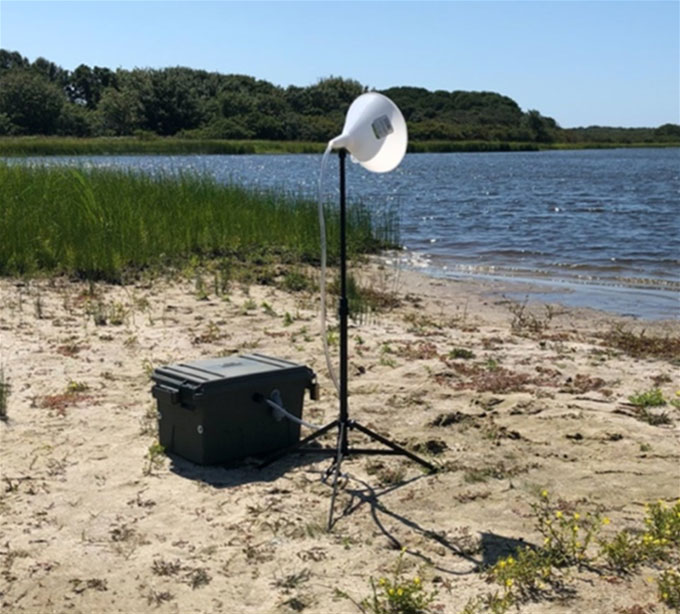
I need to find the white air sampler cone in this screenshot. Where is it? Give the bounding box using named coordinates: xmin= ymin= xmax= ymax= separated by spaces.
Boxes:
xmin=329 ymin=92 xmax=408 ymax=173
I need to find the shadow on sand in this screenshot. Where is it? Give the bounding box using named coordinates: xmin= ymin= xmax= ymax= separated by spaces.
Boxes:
xmin=170 ymin=449 xmax=531 ymax=578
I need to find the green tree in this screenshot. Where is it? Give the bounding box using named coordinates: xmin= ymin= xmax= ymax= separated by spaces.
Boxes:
xmin=524 ymin=109 xmax=555 ymax=143
xmin=98 ymin=85 xmax=143 ymax=135
xmin=299 ymin=76 xmax=364 ymax=115
xmin=137 ymin=68 xmax=203 ymax=135
xmin=220 ymin=90 xmax=254 ymax=117
xmin=0 ymin=49 xmax=29 ymax=74
xmin=31 ymin=56 xmax=69 ymax=88
xmin=0 ymin=112 xmax=16 ymax=135
xmin=0 ymin=70 xmax=64 ymax=134
xmin=67 ymin=64 xmax=116 ymax=109
xmin=56 ymin=103 xmax=97 ymax=136
xmin=0 ymin=49 xmax=585 ymax=144
xmin=655 ymin=123 xmax=680 ymax=139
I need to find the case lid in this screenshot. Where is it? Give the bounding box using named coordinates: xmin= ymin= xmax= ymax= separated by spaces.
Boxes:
xmin=151 ymin=353 xmax=315 ymax=398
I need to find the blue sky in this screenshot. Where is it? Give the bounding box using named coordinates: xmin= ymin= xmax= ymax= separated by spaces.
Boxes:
xmin=1 ymin=0 xmax=678 ymax=128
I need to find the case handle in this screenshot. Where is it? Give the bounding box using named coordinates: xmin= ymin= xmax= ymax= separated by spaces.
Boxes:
xmin=152 ymin=384 xmax=179 ymax=404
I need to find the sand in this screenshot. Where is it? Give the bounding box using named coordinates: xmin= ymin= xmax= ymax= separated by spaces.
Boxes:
xmin=1 ymin=263 xmax=678 ymax=613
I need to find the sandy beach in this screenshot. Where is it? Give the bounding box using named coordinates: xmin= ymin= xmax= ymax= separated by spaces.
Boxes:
xmin=1 ymin=263 xmax=678 ymax=613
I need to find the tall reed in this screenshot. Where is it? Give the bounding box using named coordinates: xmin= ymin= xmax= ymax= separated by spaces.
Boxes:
xmin=0 ymin=164 xmax=397 ymax=281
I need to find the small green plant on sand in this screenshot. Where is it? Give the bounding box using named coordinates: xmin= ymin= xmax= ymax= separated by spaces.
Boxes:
xmin=144 ymin=441 xmax=166 ymax=475
xmin=449 ymin=348 xmax=475 ymax=360
xmin=598 ymin=499 xmax=680 ymax=575
xmin=598 ymin=528 xmax=645 ymax=573
xmin=462 ymin=494 xmax=680 ymax=614
xmin=627 ymin=389 xmax=674 ymax=426
xmin=67 ymin=380 xmax=89 ymax=393
xmin=261 ymin=301 xmax=277 ymax=316
xmin=487 ymin=545 xmax=556 ymax=603
xmin=641 ymin=499 xmax=680 ymax=558
xmin=282 ymin=269 xmax=314 ymax=293
xmin=532 ymin=490 xmax=602 ymax=568
xmin=342 ymin=549 xmax=439 ymax=614
xmin=629 ymin=388 xmax=666 ymax=408
xmin=379 ymin=343 xmax=397 ymax=368
xmin=658 ymin=567 xmax=680 ymax=609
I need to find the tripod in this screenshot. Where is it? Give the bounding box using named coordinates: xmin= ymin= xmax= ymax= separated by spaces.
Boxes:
xmin=261 ymin=149 xmax=436 ymax=529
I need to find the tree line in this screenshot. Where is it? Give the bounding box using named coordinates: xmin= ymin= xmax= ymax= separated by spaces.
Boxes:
xmin=1 ymin=49 xmax=678 ymax=144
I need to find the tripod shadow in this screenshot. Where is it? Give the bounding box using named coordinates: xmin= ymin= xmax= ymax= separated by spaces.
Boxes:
xmin=168 ymin=445 xmax=328 ymax=489
xmin=479 ymin=531 xmax=532 ymax=567
xmin=334 ymin=474 xmax=532 ymax=575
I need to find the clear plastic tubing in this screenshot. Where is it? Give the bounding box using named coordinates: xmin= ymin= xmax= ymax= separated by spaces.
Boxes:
xmin=318 ymin=142 xmax=340 ymax=395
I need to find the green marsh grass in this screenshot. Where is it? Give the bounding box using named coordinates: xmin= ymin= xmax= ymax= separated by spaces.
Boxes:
xmin=0 ymin=137 xmax=326 ymax=157
xmin=0 ymin=136 xmax=536 ymax=156
xmin=0 ymin=163 xmax=397 ymax=281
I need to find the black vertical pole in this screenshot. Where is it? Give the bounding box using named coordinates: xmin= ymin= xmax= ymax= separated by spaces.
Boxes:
xmin=261 ymin=144 xmax=436 ymax=528
xmin=338 ymin=149 xmax=349 ymax=456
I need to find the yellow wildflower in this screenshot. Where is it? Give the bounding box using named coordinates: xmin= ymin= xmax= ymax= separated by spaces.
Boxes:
xmin=541 ymin=489 xmax=549 ymax=498
xmin=505 ymin=579 xmax=514 ymax=588
xmin=555 ymin=511 xmax=563 ymax=519
xmin=602 ymin=517 xmax=611 ymax=525
xmin=573 ymin=512 xmax=580 ymax=520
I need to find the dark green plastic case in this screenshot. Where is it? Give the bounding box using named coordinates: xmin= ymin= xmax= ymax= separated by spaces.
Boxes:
xmin=151 ymin=354 xmax=318 ymax=464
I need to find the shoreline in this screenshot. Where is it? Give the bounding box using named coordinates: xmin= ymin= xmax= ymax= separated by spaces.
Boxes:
xmin=1 ymin=268 xmax=678 ymax=613
xmin=381 ymin=252 xmax=679 ymax=323
xmin=1 ymin=136 xmax=678 ymax=157
xmin=404 ymin=263 xmax=679 ymax=322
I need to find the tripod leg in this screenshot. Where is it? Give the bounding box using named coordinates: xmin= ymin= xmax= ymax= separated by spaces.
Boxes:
xmin=351 ymin=421 xmax=437 ymax=473
xmin=327 ymin=420 xmax=347 ymax=531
